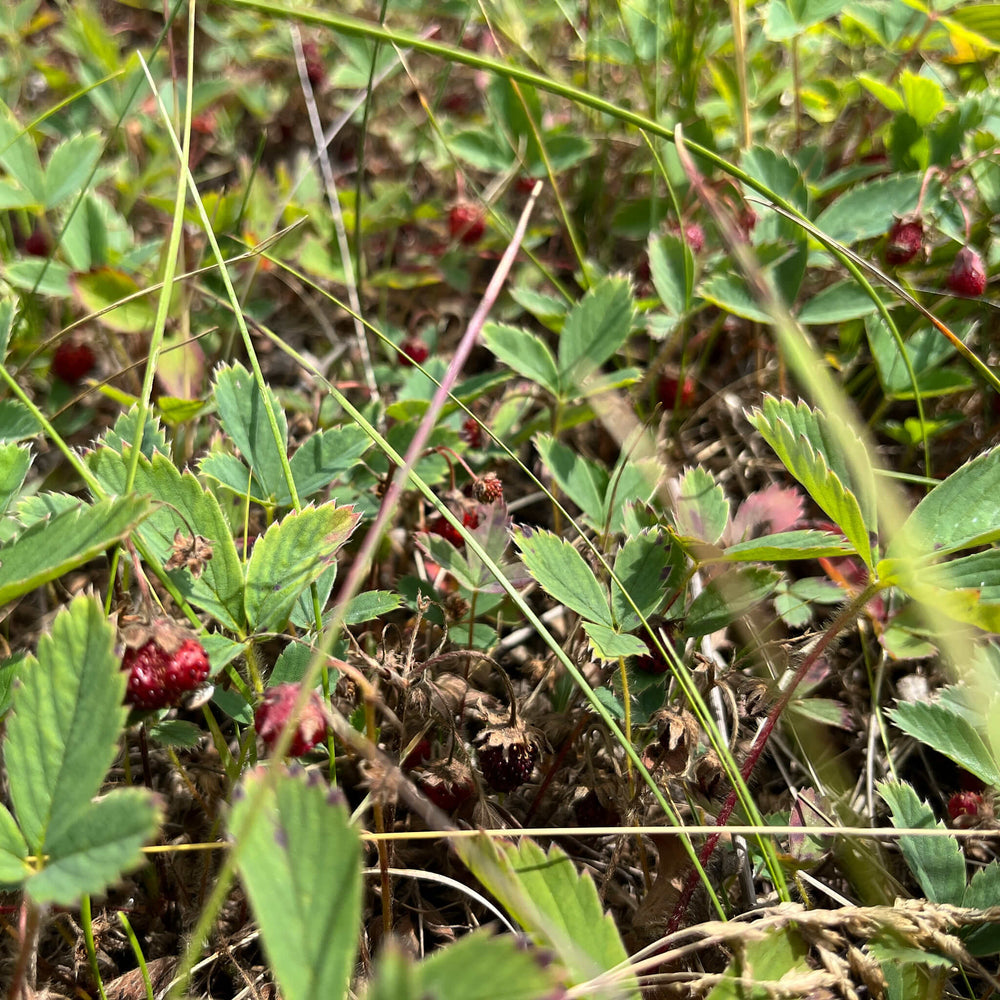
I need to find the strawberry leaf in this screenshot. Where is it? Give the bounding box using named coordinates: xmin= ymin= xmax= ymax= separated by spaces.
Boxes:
xmin=213 ymin=362 xmax=289 ymax=503
xmin=514 ymin=527 xmax=612 ymax=627
xmin=557 ymin=276 xmax=635 ymax=386
xmin=611 ymin=529 xmax=676 ymax=631
xmin=231 ymin=767 xmax=361 ymax=1000
xmin=88 ymin=448 xmax=246 ymax=632
xmin=747 ymin=397 xmax=877 ymax=567
xmin=0 ymin=495 xmax=150 ymax=606
xmin=244 ymin=502 xmax=361 ymax=633
xmin=482 ymin=323 xmax=560 ymax=397
xmin=684 ymin=567 xmax=781 ymax=638
xmin=673 ymin=466 xmax=729 ymax=544
xmin=878 ymin=781 xmax=966 ymax=906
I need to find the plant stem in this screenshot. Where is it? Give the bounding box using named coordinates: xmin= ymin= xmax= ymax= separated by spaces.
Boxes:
xmin=664 ymin=586 xmax=877 ymax=934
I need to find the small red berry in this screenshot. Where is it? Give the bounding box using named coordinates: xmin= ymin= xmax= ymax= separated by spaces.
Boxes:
xmin=122 ymin=635 xmax=209 ymax=710
xmin=52 ymin=342 xmax=96 ymax=384
xmin=449 ymin=203 xmax=485 ymax=244
xmin=255 ymin=683 xmax=329 ymax=757
xmin=657 ymin=373 xmax=696 ymax=409
xmin=428 ymin=516 xmax=464 ymax=547
xmin=24 ymin=226 xmax=49 ymax=257
xmin=399 ymin=336 xmax=429 ymax=367
xmin=947 ymin=791 xmax=983 ymax=821
xmin=461 ymin=417 xmax=483 ymax=449
xmin=162 ymin=639 xmax=210 ymax=693
xmin=885 ymin=217 xmax=923 ymax=266
xmin=301 ymin=41 xmax=326 ymax=88
xmin=416 ymin=759 xmax=475 ymax=811
xmin=474 ymin=473 xmax=503 ymax=504
xmin=947 ymin=246 xmax=987 ymax=297
xmin=683 ymin=223 xmax=704 ymax=253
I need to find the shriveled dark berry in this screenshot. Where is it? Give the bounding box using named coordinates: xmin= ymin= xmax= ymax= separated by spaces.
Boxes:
xmin=477 ymin=741 xmax=538 ymax=793
xmin=573 ymin=789 xmax=620 ymax=828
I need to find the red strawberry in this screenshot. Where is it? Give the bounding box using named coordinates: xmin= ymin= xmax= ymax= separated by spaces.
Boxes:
xmin=24 ymin=226 xmax=49 ymax=257
xmin=255 ymin=683 xmax=329 ymax=757
xmin=301 ymin=40 xmax=326 ymax=88
xmin=633 ymin=644 xmax=670 ymax=675
xmin=473 ymin=473 xmax=503 ymax=504
xmin=573 ymin=788 xmax=620 ymax=827
xmin=399 ymin=336 xmax=429 ymax=367
xmin=947 ymin=246 xmax=986 ymax=297
xmin=122 ymin=636 xmax=209 ymax=710
xmin=683 ymin=222 xmax=705 ymax=253
xmin=416 ymin=759 xmax=475 ymax=811
xmin=162 ymin=639 xmax=210 ymax=693
xmin=449 ymin=203 xmax=485 ymax=244
xmin=52 ymin=342 xmax=96 ymax=384
xmin=461 ymin=417 xmax=483 ymax=449
xmin=428 ymin=509 xmax=479 ymax=548
xmin=657 ymin=373 xmax=695 ymax=410
xmin=947 ymin=791 xmax=983 ymax=821
xmin=885 ymin=217 xmax=923 ymax=265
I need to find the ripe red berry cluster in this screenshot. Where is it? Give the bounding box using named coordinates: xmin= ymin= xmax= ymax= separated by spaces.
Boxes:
xmin=52 ymin=342 xmax=96 ymax=384
xmin=947 ymin=790 xmax=983 ymax=821
xmin=122 ymin=637 xmax=210 ymax=710
xmin=254 ymin=682 xmax=329 ymax=757
xmin=882 ymin=217 xmax=988 ymax=297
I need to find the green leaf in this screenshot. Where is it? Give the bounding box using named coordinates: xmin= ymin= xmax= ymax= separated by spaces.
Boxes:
xmin=900 ymin=70 xmax=945 ymax=128
xmin=88 ymin=448 xmax=246 ymax=631
xmin=27 ymin=789 xmax=159 ymax=905
xmin=44 ymin=132 xmax=102 ymax=208
xmin=721 ymin=529 xmax=856 ymax=562
xmin=0 ymin=400 xmax=42 ymax=442
xmin=887 ymin=447 xmax=1000 ymax=559
xmin=4 ymin=596 xmax=127 ymax=851
xmin=482 ymin=323 xmax=560 ymax=396
xmin=534 ymin=434 xmax=608 ymax=527
xmin=0 ymin=101 xmax=44 ymax=203
xmin=582 ymin=621 xmax=649 ymax=660
xmin=706 ymin=925 xmax=810 ymax=999
xmin=0 ymin=443 xmax=30 ymax=515
xmin=673 ymin=466 xmax=729 ymax=544
xmin=747 ymin=397 xmax=876 ymax=567
xmin=244 ymin=502 xmax=361 ymax=633
xmin=231 ymin=767 xmax=361 ymax=1000
xmin=557 ymin=276 xmax=634 ymax=384
xmin=858 ymin=73 xmax=905 ymax=113
xmin=797 ymin=281 xmax=880 ymax=324
xmin=287 ymin=425 xmax=371 ymax=502
xmin=684 ymin=567 xmax=781 ymax=638
xmin=70 ymin=268 xmax=158 ymax=334
xmin=457 ymin=837 xmax=638 ymax=999
xmin=878 ymin=781 xmax=966 ymax=906
xmin=343 ymin=590 xmax=402 ymax=625
xmin=699 ymin=273 xmax=774 ymax=323
xmin=213 ymin=362 xmax=289 ymax=503
xmin=514 ymin=527 xmax=612 ymax=627
xmin=611 ymin=530 xmax=673 ymax=631
xmin=813 ymin=173 xmax=921 ymax=243
xmin=961 ymin=863 xmax=1000 ymax=955
xmin=648 ymin=232 xmax=691 ymax=317
xmin=4 ymin=258 xmax=73 ymax=297
xmin=887 ymin=701 xmax=1000 ymax=786
xmin=0 ymin=803 xmax=29 ymax=887
xmin=0 ymin=495 xmax=151 ymax=606
xmin=418 ymin=932 xmax=563 ymax=1000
